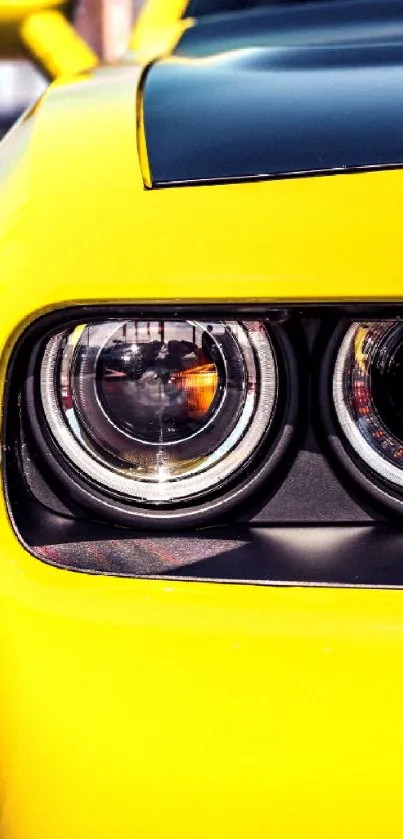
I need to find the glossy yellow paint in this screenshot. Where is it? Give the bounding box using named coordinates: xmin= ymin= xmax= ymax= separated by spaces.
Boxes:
xmin=2 ymin=56 xmax=403 ymax=839
xmin=2 ymin=517 xmax=403 ymax=839
xmin=2 ymin=67 xmax=403 ymax=321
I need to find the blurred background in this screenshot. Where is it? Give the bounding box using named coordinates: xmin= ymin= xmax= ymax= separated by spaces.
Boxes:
xmin=0 ymin=0 xmax=145 ymax=139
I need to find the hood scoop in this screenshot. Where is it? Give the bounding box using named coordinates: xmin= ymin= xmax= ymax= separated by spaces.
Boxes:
xmin=143 ymin=43 xmax=403 ymax=186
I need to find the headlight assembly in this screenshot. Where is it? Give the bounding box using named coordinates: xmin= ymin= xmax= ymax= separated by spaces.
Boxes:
xmin=331 ymin=320 xmax=403 ymax=510
xmin=9 ymin=306 xmax=403 ymax=583
xmin=24 ymin=316 xmax=297 ymax=527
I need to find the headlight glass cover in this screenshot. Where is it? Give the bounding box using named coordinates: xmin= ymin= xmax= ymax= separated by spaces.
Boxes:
xmin=333 ymin=321 xmax=403 ymax=489
xmin=40 ymin=319 xmax=278 ymax=505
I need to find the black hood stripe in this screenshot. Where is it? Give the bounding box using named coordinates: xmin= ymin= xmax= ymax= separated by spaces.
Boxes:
xmin=143 ymin=42 xmax=403 ymax=186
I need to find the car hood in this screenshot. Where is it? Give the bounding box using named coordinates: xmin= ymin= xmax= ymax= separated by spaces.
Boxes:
xmin=143 ymin=14 xmax=403 ymax=186
xmin=177 ymin=0 xmax=403 ymax=58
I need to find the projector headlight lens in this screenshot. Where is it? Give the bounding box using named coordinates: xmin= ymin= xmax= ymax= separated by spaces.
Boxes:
xmin=333 ymin=321 xmax=403 ymax=490
xmin=38 ymin=319 xmax=279 ymax=507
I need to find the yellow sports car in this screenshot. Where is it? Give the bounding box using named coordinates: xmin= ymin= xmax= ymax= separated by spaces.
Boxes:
xmin=2 ymin=0 xmax=403 ymax=836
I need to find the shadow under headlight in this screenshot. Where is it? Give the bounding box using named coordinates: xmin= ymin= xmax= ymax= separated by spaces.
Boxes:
xmin=34 ymin=524 xmax=403 ymax=587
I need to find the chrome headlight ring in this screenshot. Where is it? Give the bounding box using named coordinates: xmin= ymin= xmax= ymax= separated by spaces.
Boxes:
xmin=321 ymin=318 xmax=403 ymax=516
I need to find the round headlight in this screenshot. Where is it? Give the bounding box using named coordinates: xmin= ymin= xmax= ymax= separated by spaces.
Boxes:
xmin=333 ymin=321 xmax=403 ymax=495
xmin=31 ymin=318 xmax=293 ymax=525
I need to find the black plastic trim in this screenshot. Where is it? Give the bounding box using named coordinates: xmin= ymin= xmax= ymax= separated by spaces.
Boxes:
xmin=152 ymin=162 xmax=403 ymax=190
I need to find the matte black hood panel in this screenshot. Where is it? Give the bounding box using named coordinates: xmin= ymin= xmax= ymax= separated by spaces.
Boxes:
xmin=143 ymin=24 xmax=403 ymax=186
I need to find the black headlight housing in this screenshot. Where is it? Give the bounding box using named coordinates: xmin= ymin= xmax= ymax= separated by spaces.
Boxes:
xmin=20 ymin=309 xmax=298 ymax=528
xmin=6 ymin=304 xmax=403 ymax=586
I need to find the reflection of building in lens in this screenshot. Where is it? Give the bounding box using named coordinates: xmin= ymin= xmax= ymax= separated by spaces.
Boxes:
xmin=171 ymin=364 xmax=218 ymax=419
xmin=167 ymin=325 xmax=220 ymax=419
xmin=97 ymin=320 xmax=221 ymax=442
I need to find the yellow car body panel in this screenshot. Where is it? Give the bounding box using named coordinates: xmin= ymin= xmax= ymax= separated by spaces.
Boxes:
xmin=2 ymin=68 xmax=403 ymax=338
xmin=1 ymin=18 xmax=403 ymax=839
xmin=2 ymin=525 xmax=403 ymax=839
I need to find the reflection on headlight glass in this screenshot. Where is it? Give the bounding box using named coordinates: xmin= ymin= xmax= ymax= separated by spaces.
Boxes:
xmin=334 ymin=321 xmax=403 ymax=489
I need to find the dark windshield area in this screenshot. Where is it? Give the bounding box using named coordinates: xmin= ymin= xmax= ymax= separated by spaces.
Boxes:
xmin=187 ymin=0 xmax=385 ymax=16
